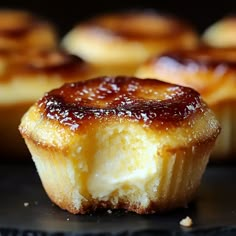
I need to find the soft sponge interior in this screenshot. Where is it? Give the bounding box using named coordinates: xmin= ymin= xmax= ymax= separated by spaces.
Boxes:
xmin=86 ymin=124 xmax=158 ymax=200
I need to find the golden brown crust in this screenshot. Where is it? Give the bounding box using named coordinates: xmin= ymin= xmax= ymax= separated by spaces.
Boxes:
xmin=77 ymin=11 xmax=196 ymax=41
xmin=36 ymin=76 xmax=207 ymax=132
xmin=0 ymin=10 xmax=42 ymax=36
xmin=0 ymin=9 xmax=57 ymax=50
xmin=19 ymin=76 xmax=220 ymax=214
xmin=136 ymin=48 xmax=236 ymax=158
xmin=0 ymin=49 xmax=96 ymax=105
xmin=136 ymin=47 xmax=236 ymax=106
xmin=0 ymin=50 xmax=95 ymax=158
xmin=0 ymin=49 xmax=92 ymax=82
xmin=62 ymin=10 xmax=198 ymax=70
xmin=202 ymin=16 xmax=236 ymax=48
xmin=50 ymin=192 xmax=197 ymax=214
xmin=22 ymin=134 xmax=216 ymax=214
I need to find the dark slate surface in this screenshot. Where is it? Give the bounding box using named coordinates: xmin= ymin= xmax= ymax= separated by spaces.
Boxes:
xmin=0 ymin=163 xmax=235 ymax=235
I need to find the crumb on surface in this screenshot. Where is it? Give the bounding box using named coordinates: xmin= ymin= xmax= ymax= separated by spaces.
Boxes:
xmin=24 ymin=202 xmax=29 ymax=207
xmin=66 ymin=218 xmax=70 ymax=221
xmin=107 ymin=209 xmax=112 ymax=214
xmin=180 ymin=216 xmax=193 ymax=227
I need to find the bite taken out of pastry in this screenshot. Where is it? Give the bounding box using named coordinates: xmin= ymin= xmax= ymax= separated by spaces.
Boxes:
xmin=19 ymin=76 xmax=220 ymax=214
xmin=136 ymin=47 xmax=236 ymax=159
xmin=0 ymin=49 xmax=95 ymax=159
xmin=62 ymin=10 xmax=198 ymax=76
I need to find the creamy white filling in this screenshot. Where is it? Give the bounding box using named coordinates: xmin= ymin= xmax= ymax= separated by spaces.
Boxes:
xmin=87 ymin=125 xmax=158 ymax=198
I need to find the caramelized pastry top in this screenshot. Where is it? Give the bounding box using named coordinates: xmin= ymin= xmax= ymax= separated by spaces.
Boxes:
xmin=76 ymin=11 xmax=195 ymax=41
xmin=0 ymin=10 xmax=38 ymax=36
xmin=0 ymin=10 xmax=57 ymax=50
xmin=153 ymin=47 xmax=236 ymax=66
xmin=62 ymin=11 xmax=198 ymax=67
xmin=202 ymin=16 xmax=236 ymax=48
xmin=137 ymin=47 xmax=236 ymax=105
xmin=37 ymin=76 xmax=205 ymax=131
xmin=0 ymin=49 xmax=91 ymax=82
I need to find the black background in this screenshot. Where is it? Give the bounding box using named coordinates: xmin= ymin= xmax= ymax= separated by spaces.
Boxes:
xmin=1 ymin=0 xmax=236 ymax=37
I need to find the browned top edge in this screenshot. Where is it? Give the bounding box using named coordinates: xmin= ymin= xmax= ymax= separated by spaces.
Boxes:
xmin=0 ymin=50 xmax=91 ymax=82
xmin=36 ymin=76 xmax=205 ymax=132
xmin=76 ymin=10 xmax=196 ymax=41
xmin=151 ymin=47 xmax=236 ymax=69
xmin=0 ymin=10 xmax=54 ymax=38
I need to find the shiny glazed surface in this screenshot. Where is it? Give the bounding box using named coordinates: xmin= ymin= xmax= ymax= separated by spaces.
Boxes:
xmin=38 ymin=76 xmax=203 ymax=130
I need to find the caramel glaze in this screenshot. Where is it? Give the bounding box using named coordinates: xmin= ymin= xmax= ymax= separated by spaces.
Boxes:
xmin=149 ymin=47 xmax=236 ymax=95
xmin=78 ymin=11 xmax=195 ymax=41
xmin=0 ymin=10 xmax=49 ymax=38
xmin=38 ymin=76 xmax=204 ymax=131
xmin=154 ymin=47 xmax=236 ymax=68
xmin=0 ymin=50 xmax=91 ymax=82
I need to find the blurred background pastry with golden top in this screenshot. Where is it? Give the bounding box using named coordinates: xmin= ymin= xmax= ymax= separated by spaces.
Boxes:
xmin=202 ymin=16 xmax=236 ymax=48
xmin=0 ymin=49 xmax=95 ymax=159
xmin=62 ymin=10 xmax=199 ymax=76
xmin=0 ymin=9 xmax=58 ymax=50
xmin=19 ymin=76 xmax=220 ymax=214
xmin=136 ymin=47 xmax=236 ymax=159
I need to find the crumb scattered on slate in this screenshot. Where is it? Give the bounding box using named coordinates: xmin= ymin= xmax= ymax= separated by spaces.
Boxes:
xmin=107 ymin=209 xmax=112 ymax=214
xmin=24 ymin=202 xmax=29 ymax=207
xmin=66 ymin=218 xmax=70 ymax=221
xmin=180 ymin=216 xmax=193 ymax=227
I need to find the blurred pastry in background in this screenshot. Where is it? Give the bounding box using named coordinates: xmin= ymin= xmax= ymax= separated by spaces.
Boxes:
xmin=19 ymin=76 xmax=220 ymax=214
xmin=0 ymin=49 xmax=95 ymax=159
xmin=0 ymin=9 xmax=57 ymax=50
xmin=62 ymin=10 xmax=199 ymax=76
xmin=136 ymin=47 xmax=236 ymax=160
xmin=202 ymin=16 xmax=236 ymax=48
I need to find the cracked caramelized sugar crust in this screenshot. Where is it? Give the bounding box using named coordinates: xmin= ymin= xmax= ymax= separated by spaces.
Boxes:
xmin=62 ymin=11 xmax=198 ymax=75
xmin=0 ymin=10 xmax=57 ymax=50
xmin=0 ymin=49 xmax=94 ymax=158
xmin=136 ymin=47 xmax=236 ymax=157
xmin=20 ymin=76 xmax=220 ymax=214
xmin=38 ymin=77 xmax=206 ymax=129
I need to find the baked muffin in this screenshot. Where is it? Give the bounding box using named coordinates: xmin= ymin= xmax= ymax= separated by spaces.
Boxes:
xmin=62 ymin=11 xmax=198 ymax=76
xmin=0 ymin=9 xmax=57 ymax=50
xmin=19 ymin=76 xmax=220 ymax=214
xmin=136 ymin=47 xmax=236 ymax=159
xmin=202 ymin=16 xmax=236 ymax=48
xmin=0 ymin=49 xmax=95 ymax=159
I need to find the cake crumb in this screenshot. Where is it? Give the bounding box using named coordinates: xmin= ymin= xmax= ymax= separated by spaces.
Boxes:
xmin=180 ymin=216 xmax=193 ymax=227
xmin=66 ymin=218 xmax=70 ymax=221
xmin=24 ymin=202 xmax=29 ymax=207
xmin=107 ymin=209 xmax=112 ymax=214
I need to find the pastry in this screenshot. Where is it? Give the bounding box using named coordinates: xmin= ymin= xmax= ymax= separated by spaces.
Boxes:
xmin=0 ymin=9 xmax=57 ymax=50
xmin=62 ymin=11 xmax=198 ymax=76
xmin=19 ymin=76 xmax=220 ymax=214
xmin=202 ymin=16 xmax=236 ymax=48
xmin=0 ymin=49 xmax=95 ymax=158
xmin=136 ymin=47 xmax=235 ymax=158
